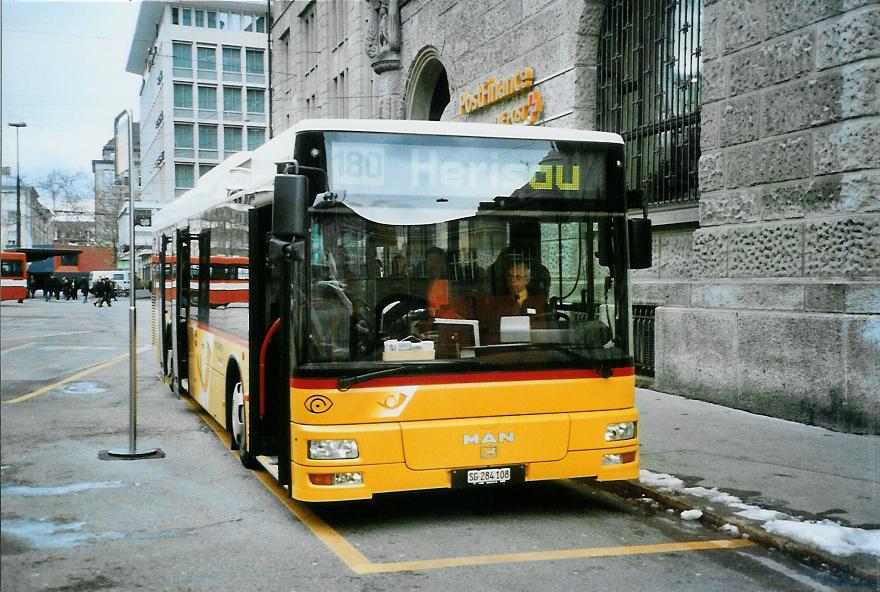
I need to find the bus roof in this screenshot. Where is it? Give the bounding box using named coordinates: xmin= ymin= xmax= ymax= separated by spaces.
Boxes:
xmin=153 ymin=120 xmax=624 ymax=232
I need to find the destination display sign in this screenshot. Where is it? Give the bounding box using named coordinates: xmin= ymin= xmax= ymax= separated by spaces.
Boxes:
xmin=324 ymin=132 xmax=606 ymax=225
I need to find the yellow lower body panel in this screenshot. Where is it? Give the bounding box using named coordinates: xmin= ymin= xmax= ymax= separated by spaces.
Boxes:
xmin=290 ymin=446 xmax=639 ymax=502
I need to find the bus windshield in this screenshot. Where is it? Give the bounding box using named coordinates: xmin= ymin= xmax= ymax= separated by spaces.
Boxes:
xmin=298 ymin=132 xmax=630 ymax=375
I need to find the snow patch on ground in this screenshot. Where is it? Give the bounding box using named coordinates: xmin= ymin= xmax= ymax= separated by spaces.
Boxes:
xmin=680 ymin=509 xmax=703 ymax=521
xmin=764 ymin=520 xmax=880 ymax=558
xmin=639 ymin=470 xmax=880 ymax=557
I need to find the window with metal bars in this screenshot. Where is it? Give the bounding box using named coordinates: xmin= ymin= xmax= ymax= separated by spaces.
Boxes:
xmin=597 ymin=0 xmax=702 ymax=207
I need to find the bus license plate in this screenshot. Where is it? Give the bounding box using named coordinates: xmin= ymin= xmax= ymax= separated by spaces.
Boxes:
xmin=452 ymin=466 xmax=524 ymax=488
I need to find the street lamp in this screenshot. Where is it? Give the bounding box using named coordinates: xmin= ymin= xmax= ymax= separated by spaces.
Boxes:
xmin=8 ymin=122 xmax=27 ymax=248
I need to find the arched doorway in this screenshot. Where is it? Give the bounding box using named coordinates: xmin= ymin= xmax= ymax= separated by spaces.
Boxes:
xmin=406 ymin=48 xmax=450 ymax=121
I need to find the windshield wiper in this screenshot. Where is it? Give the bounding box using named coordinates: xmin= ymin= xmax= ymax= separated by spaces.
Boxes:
xmin=337 ymin=363 xmax=435 ymax=391
xmin=467 ymin=343 xmax=614 ymax=376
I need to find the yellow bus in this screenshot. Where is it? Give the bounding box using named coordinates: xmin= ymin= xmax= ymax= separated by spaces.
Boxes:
xmin=152 ymin=119 xmax=652 ymax=502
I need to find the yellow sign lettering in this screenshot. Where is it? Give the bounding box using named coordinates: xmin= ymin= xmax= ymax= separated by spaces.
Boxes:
xmin=528 ymin=164 xmax=581 ymax=191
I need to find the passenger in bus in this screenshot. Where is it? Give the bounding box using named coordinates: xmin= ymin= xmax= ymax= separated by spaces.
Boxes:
xmin=390 ymin=253 xmax=408 ymax=277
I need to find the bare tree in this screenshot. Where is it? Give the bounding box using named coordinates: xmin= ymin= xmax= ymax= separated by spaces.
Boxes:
xmin=38 ymin=169 xmax=95 ymax=245
xmin=94 ymin=179 xmax=129 ymax=265
xmin=39 ymin=169 xmax=90 ymax=216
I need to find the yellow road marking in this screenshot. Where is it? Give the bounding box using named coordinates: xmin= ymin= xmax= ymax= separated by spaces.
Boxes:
xmin=4 ymin=345 xmax=152 ymax=405
xmin=182 ymin=395 xmax=757 ymax=575
xmin=354 ymin=539 xmax=756 ymax=574
xmin=1 ymin=342 xmax=36 ymax=354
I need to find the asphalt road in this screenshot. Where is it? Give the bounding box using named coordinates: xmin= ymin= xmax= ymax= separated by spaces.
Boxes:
xmin=0 ymin=297 xmax=866 ymax=591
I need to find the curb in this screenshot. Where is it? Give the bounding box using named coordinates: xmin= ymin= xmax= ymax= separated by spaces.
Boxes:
xmin=587 ymin=479 xmax=879 ymax=585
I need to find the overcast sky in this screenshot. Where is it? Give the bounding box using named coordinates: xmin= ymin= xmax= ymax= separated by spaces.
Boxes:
xmin=1 ymin=0 xmax=142 ymax=187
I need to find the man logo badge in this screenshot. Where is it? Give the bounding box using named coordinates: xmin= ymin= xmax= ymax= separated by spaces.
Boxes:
xmin=481 ymin=446 xmax=497 ymax=459
xmin=463 ymin=432 xmax=514 ymax=445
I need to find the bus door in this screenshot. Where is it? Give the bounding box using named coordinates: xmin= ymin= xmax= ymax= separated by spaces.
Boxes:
xmin=174 ymin=228 xmax=194 ymax=395
xmin=158 ymin=235 xmax=171 ymax=378
xmin=245 ymin=204 xmax=292 ymax=488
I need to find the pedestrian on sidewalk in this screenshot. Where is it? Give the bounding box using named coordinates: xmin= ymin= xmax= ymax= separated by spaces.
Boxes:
xmin=44 ymin=275 xmax=55 ymax=302
xmin=96 ymin=278 xmax=113 ymax=308
xmin=92 ymin=278 xmax=104 ymax=307
xmin=80 ymin=277 xmax=89 ymax=303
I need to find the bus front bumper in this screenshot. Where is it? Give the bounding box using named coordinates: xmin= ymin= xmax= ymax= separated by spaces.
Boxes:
xmin=290 ymin=446 xmax=639 ymax=502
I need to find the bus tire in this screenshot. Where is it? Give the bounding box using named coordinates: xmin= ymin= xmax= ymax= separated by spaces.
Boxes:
xmin=239 ymin=431 xmax=260 ymax=470
xmin=166 ymin=350 xmax=175 ymax=393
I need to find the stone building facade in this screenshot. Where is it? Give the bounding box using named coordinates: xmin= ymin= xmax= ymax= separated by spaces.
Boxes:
xmin=269 ymin=0 xmax=879 ymax=433
xmin=655 ymin=1 xmax=879 ymax=434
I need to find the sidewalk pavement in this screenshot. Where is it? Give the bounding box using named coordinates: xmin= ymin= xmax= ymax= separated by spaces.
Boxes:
xmin=605 ymin=387 xmax=879 ymax=581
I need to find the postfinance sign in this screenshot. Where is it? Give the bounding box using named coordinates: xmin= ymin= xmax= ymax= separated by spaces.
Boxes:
xmin=459 ymin=67 xmax=543 ymax=125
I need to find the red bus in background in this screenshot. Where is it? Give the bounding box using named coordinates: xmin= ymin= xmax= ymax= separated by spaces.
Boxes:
xmin=151 ymin=255 xmax=248 ymax=306
xmin=0 ymin=252 xmax=28 ymax=302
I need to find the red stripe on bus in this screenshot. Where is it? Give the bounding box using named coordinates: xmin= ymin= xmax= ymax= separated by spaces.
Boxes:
xmin=259 ymin=319 xmax=282 ymax=418
xmin=290 ymin=367 xmax=635 ymax=389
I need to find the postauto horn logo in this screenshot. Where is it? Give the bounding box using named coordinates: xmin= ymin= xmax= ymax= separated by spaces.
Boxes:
xmin=305 ymin=394 xmax=333 ymax=414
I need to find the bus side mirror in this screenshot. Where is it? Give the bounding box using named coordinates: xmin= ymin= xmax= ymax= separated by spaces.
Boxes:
xmin=628 ymin=218 xmax=652 ymax=269
xmin=273 ymin=174 xmax=309 ymax=241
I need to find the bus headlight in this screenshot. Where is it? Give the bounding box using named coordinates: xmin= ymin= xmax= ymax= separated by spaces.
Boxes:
xmin=308 ymin=439 xmax=359 ymax=460
xmin=605 ymin=421 xmax=636 ymax=441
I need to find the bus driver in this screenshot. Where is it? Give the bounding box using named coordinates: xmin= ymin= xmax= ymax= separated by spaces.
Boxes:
xmin=477 ymin=253 xmax=546 ymax=344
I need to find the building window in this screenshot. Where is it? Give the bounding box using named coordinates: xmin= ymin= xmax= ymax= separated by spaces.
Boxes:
xmin=174 ymin=123 xmax=194 ymax=149
xmin=175 ymin=164 xmax=195 ymax=189
xmin=301 ymin=5 xmax=318 ymax=72
xmin=199 ymin=126 xmax=218 ymax=160
xmin=173 ymin=83 xmax=193 ymax=108
xmin=199 ymin=164 xmax=215 ymax=178
xmin=207 ymin=11 xmax=217 ymax=28
xmin=230 ymin=12 xmax=242 ymax=31
xmin=171 ymin=7 xmax=179 ymax=25
xmin=331 ymin=0 xmax=346 ymax=47
xmin=198 ymin=86 xmax=217 ymax=110
xmin=256 ymin=15 xmax=266 ymax=33
xmin=199 ymin=126 xmax=217 ymax=149
xmin=60 ymin=253 xmax=78 ymax=266
xmin=306 ymin=93 xmax=317 ymax=118
xmin=243 ymin=14 xmax=254 ymax=32
xmin=597 ymin=0 xmax=703 ymax=207
xmin=224 ymin=127 xmax=242 ymax=152
xmin=172 ymin=42 xmax=192 ymax=69
xmin=223 ymin=86 xmax=242 ymax=112
xmin=246 ymin=89 xmax=265 ymax=114
xmin=333 ymin=69 xmax=348 ymax=118
xmin=197 ymin=46 xmax=216 ymax=71
xmin=181 ymin=8 xmax=192 ymax=26
xmin=247 ymin=128 xmax=265 ymax=151
xmin=218 ymin=11 xmax=229 ymax=30
xmin=245 ymin=49 xmax=264 ymax=74
xmin=223 ymin=47 xmax=241 ymax=72
xmin=194 ymin=9 xmax=205 ymax=27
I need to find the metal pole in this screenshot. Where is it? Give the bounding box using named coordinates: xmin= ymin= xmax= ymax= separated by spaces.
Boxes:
xmin=107 ymin=110 xmax=157 ymax=459
xmin=8 ymin=122 xmax=26 ymax=247
xmin=15 ymin=129 xmax=21 ymax=248
xmin=128 ymin=111 xmax=138 ymax=453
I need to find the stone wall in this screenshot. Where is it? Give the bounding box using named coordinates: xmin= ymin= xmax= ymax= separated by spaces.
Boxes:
xmin=651 ymin=0 xmax=880 ymax=433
